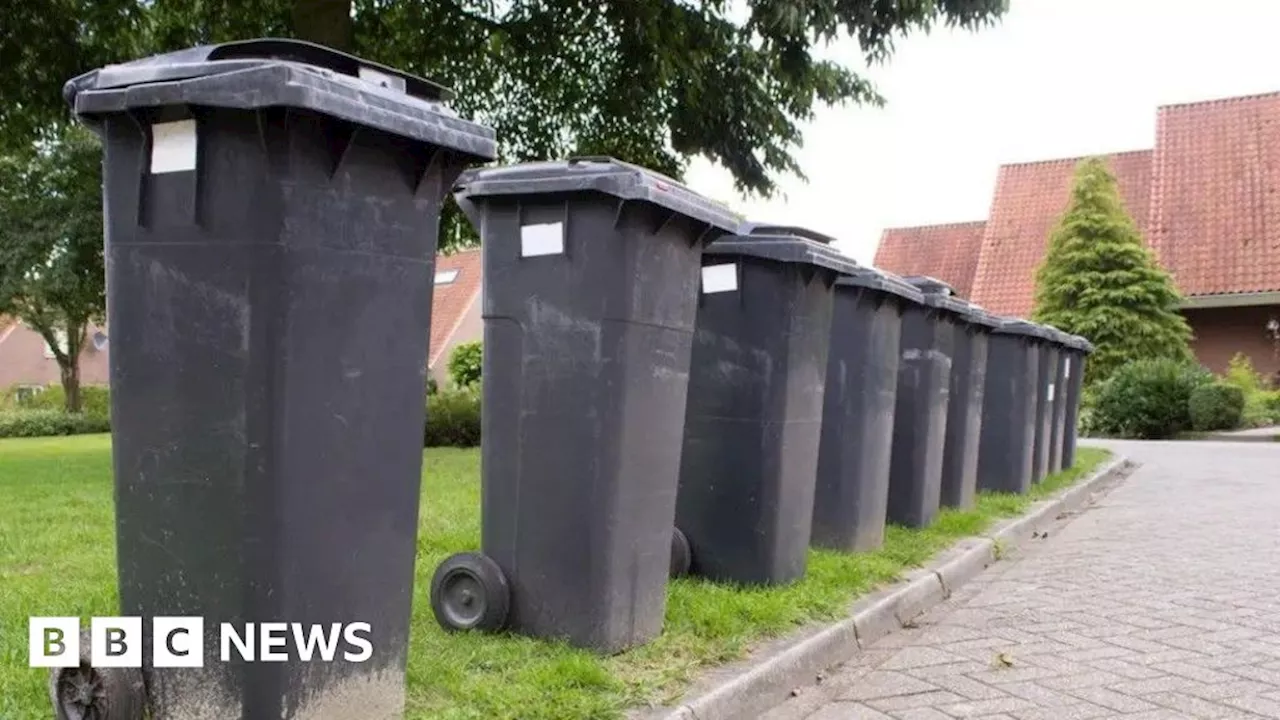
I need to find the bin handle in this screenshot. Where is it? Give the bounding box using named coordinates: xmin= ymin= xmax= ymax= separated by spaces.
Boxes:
xmin=568 ymin=155 xmax=622 ymax=165
xmin=738 ymin=223 xmax=836 ymax=245
xmin=567 ymin=156 xmax=689 ymax=189
xmin=207 ymin=39 xmax=452 ymax=102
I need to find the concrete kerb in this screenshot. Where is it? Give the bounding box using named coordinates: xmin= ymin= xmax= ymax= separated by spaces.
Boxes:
xmin=641 ymin=454 xmax=1133 ymax=720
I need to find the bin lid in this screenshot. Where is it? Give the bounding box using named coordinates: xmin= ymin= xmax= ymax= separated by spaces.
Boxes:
xmin=1064 ymin=333 xmax=1096 ymax=353
xmin=835 ymin=267 xmax=925 ymax=304
xmin=64 ymin=38 xmax=497 ymax=161
xmin=900 ymin=275 xmax=955 ymax=296
xmin=453 ymin=156 xmax=742 ymax=235
xmin=705 ymin=224 xmax=860 ymax=277
xmin=992 ymin=317 xmax=1055 ymax=341
xmin=1041 ymin=325 xmax=1074 ymax=347
xmin=735 ymin=222 xmax=835 ymax=244
xmin=956 ymin=302 xmax=1003 ymax=329
xmin=900 ymin=274 xmax=970 ymax=317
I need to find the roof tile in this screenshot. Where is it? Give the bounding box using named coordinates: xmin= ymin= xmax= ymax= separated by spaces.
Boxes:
xmin=872 ymin=221 xmax=987 ymax=297
xmin=1148 ymin=91 xmax=1280 ymax=296
xmin=428 ymin=248 xmax=482 ymax=367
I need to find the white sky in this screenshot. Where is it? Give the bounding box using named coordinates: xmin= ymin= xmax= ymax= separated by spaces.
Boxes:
xmin=682 ymin=0 xmax=1280 ymax=263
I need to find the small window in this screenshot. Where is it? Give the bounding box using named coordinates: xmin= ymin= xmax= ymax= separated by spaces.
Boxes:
xmin=435 ymin=269 xmax=460 ymax=285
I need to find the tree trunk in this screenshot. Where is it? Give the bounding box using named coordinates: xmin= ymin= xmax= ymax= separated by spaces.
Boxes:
xmin=293 ymin=0 xmax=354 ymax=52
xmin=61 ymin=361 xmax=82 ymax=414
xmin=57 ymin=322 xmax=87 ymax=414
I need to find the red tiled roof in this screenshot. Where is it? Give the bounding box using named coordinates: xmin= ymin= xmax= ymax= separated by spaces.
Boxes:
xmin=872 ymin=221 xmax=987 ymax=297
xmin=428 ymin=248 xmax=482 ymax=367
xmin=0 ymin=316 xmax=15 ymax=347
xmin=1148 ymin=91 xmax=1280 ymax=297
xmin=969 ymin=150 xmax=1154 ymax=317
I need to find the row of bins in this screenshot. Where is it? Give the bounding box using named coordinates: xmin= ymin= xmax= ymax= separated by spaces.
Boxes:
xmin=73 ymin=41 xmax=1098 ymax=718
xmin=432 ymin=158 xmax=1096 ymax=653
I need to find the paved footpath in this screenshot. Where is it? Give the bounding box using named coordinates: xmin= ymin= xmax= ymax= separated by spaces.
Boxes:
xmin=763 ymin=440 xmax=1280 ymax=720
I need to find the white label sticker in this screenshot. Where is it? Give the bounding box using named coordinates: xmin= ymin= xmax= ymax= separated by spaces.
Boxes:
xmin=520 ymin=222 xmax=564 ymax=257
xmin=1047 ymin=384 xmax=1056 ymax=402
xmin=150 ymin=120 xmax=197 ymax=174
xmin=1065 ymin=362 xmax=1071 ymax=380
xmin=701 ymin=263 xmax=738 ymax=294
xmin=358 ymin=66 xmax=406 ymax=93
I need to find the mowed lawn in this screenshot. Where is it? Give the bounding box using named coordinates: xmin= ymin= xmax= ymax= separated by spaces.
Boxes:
xmin=0 ymin=434 xmax=1109 ymax=719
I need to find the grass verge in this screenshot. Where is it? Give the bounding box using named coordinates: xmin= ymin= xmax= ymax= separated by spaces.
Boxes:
xmin=0 ymin=435 xmax=1109 ymax=719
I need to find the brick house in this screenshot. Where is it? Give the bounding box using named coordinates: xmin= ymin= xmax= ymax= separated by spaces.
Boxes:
xmin=0 ymin=317 xmax=111 ymax=391
xmin=427 ymin=248 xmax=484 ymax=386
xmin=0 ymin=248 xmax=485 ymax=392
xmin=875 ymin=91 xmax=1280 ymax=377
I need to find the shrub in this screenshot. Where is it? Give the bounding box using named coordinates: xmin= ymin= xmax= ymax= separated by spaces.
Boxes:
xmin=448 ymin=342 xmax=482 ymax=388
xmin=1242 ymin=390 xmax=1278 ymax=429
xmin=426 ymin=376 xmax=439 ymax=396
xmin=1188 ymin=383 xmax=1246 ymax=432
xmin=0 ymin=409 xmax=111 ymax=438
xmin=1220 ymin=354 xmax=1278 ymax=428
xmin=425 ymin=387 xmax=481 ymax=447
xmin=1089 ymin=359 xmax=1213 ymax=439
xmin=1223 ymin=352 xmax=1264 ymax=394
xmin=1265 ymin=390 xmax=1280 ymax=417
xmin=18 ymin=384 xmax=110 ymax=418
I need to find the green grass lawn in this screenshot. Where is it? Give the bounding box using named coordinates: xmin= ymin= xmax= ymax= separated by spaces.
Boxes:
xmin=0 ymin=435 xmax=1109 ymax=719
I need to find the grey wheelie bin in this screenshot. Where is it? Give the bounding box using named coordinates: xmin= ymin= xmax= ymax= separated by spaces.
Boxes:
xmin=433 ymin=158 xmax=740 ymax=654
xmin=887 ymin=276 xmax=967 ymax=528
xmin=1031 ymin=324 xmax=1063 ymax=483
xmin=1046 ymin=328 xmax=1074 ymax=474
xmin=62 ymin=40 xmax=496 ymax=720
xmin=977 ymin=319 xmax=1051 ymax=494
xmin=674 ymin=225 xmax=857 ymax=585
xmin=904 ymin=279 xmax=1002 ymax=512
xmin=1060 ymin=333 xmax=1096 ymax=469
xmin=811 ymin=269 xmax=923 ymax=552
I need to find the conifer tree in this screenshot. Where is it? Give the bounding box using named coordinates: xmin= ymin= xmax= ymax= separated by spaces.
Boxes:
xmin=1032 ymin=157 xmax=1192 ymax=386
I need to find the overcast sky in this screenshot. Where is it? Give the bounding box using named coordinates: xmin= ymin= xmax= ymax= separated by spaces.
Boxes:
xmin=682 ymin=0 xmax=1280 ymax=263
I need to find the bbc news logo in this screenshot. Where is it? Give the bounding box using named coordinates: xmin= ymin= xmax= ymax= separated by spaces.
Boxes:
xmin=30 ymin=617 xmax=373 ymax=668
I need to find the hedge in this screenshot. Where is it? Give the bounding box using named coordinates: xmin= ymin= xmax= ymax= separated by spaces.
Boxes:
xmin=1089 ymin=358 xmax=1213 ymax=439
xmin=425 ymin=387 xmax=481 ymax=447
xmin=0 ymin=409 xmax=111 ymax=438
xmin=1188 ymin=383 xmax=1246 ymax=432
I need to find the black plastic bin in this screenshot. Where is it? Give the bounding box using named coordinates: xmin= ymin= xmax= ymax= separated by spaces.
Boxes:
xmin=977 ymin=319 xmax=1051 ymax=494
xmin=886 ymin=276 xmax=966 ymax=528
xmin=904 ymin=280 xmax=1001 ymax=512
xmin=435 ymin=158 xmax=740 ymax=654
xmin=1046 ymin=328 xmax=1073 ymax=475
xmin=63 ymin=40 xmax=496 ymax=719
xmin=811 ymin=269 xmax=923 ymax=552
xmin=674 ymin=225 xmax=857 ymax=585
xmin=1031 ymin=324 xmax=1063 ymax=483
xmin=1060 ymin=333 xmax=1096 ymax=469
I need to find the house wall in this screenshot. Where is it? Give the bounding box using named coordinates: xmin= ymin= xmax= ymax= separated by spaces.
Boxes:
xmin=0 ymin=322 xmax=111 ymax=389
xmin=428 ymin=292 xmax=483 ymax=387
xmin=1185 ymin=305 xmax=1280 ymax=379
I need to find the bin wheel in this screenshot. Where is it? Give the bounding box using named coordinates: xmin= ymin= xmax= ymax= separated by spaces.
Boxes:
xmin=49 ymin=629 xmax=146 ymax=720
xmin=431 ymin=552 xmax=510 ymax=633
xmin=670 ymin=528 xmax=692 ymax=577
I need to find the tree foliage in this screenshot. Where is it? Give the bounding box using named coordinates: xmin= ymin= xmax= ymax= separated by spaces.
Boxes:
xmin=448 ymin=341 xmax=483 ymax=388
xmin=1 ymin=0 xmax=1005 ymax=406
xmin=0 ymin=125 xmax=106 ymax=412
xmin=2 ymin=0 xmax=1007 ymax=197
xmin=1032 ymin=157 xmax=1192 ymax=386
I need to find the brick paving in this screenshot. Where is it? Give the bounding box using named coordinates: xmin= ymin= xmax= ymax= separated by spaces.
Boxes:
xmin=763 ymin=441 xmax=1280 ymax=720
